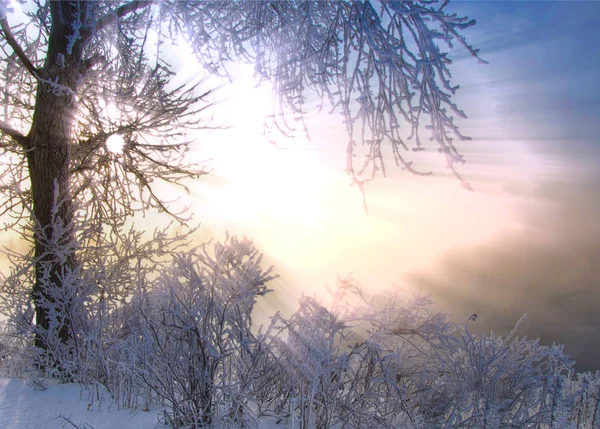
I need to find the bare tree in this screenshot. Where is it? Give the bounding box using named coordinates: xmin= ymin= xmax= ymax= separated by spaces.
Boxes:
xmin=0 ymin=1 xmax=484 ymax=350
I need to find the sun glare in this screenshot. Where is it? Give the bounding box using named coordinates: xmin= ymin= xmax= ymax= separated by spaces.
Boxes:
xmin=223 ymin=63 xmax=271 ymax=131
xmin=106 ymin=134 xmax=125 ymax=154
xmin=192 ymin=62 xmax=341 ymax=228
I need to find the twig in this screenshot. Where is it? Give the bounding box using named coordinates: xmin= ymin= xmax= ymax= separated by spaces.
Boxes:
xmin=0 ymin=120 xmax=27 ymax=147
xmin=58 ymin=414 xmax=96 ymax=429
xmin=0 ymin=17 xmax=40 ymax=78
xmin=92 ymin=1 xmax=152 ymax=35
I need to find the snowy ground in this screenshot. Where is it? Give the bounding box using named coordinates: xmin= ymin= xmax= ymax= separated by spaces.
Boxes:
xmin=0 ymin=377 xmax=164 ymax=429
xmin=0 ymin=377 xmax=290 ymax=429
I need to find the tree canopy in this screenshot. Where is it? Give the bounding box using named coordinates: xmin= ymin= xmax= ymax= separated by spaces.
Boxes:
xmin=0 ymin=0 xmax=484 ymax=352
xmin=0 ymin=0 xmax=485 ymax=220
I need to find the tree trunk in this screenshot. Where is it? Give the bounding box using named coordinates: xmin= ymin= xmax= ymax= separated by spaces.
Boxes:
xmin=26 ymin=2 xmax=88 ymax=351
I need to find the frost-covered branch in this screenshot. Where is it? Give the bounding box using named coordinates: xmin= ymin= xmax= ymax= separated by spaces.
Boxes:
xmin=0 ymin=15 xmax=39 ymax=79
xmin=1 ymin=0 xmax=486 ymax=231
xmin=0 ymin=120 xmax=27 ymax=147
xmin=91 ymin=1 xmax=151 ymax=35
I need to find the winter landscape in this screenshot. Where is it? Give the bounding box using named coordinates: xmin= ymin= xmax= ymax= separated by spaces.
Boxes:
xmin=0 ymin=0 xmax=599 ymax=428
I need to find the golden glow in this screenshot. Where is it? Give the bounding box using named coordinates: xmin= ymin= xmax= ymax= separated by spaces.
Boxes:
xmin=193 ymin=63 xmax=337 ymax=227
xmin=193 ymin=133 xmax=546 ymax=305
xmin=149 ymin=45 xmax=554 ymax=305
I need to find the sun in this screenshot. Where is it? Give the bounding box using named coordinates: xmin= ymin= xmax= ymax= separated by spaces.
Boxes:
xmin=106 ymin=134 xmax=125 ymax=154
xmin=189 ymin=62 xmax=340 ymax=227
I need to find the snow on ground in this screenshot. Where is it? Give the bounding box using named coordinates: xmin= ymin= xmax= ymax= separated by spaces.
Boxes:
xmin=0 ymin=377 xmax=290 ymax=429
xmin=0 ymin=377 xmax=164 ymax=429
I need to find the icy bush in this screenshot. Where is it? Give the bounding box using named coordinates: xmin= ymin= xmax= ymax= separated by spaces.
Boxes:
xmin=257 ymin=280 xmax=600 ymax=429
xmin=127 ymin=235 xmax=276 ymax=428
xmin=1 ymin=219 xmax=600 ymax=427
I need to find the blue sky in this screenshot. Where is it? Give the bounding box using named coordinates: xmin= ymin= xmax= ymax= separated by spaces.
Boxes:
xmin=453 ymin=0 xmax=600 ymax=141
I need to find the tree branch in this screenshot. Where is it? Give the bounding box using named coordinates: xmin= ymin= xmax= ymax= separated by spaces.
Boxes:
xmin=0 ymin=120 xmax=27 ymax=147
xmin=83 ymin=54 xmax=106 ymax=71
xmin=0 ymin=17 xmax=39 ymax=78
xmin=93 ymin=1 xmax=152 ymax=35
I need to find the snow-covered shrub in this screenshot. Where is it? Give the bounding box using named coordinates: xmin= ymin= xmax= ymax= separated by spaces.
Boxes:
xmin=413 ymin=316 xmax=575 ymax=428
xmin=257 ymin=280 xmax=600 ymax=429
xmin=130 ymin=235 xmax=276 ymax=428
xmin=0 ymin=195 xmax=193 ymax=400
xmin=267 ymin=295 xmax=352 ymax=428
xmin=1 ymin=201 xmax=600 ymax=428
xmin=71 ymin=223 xmax=193 ymax=410
xmin=0 ymin=196 xmax=92 ymax=381
xmin=261 ymin=279 xmax=443 ymax=428
xmin=564 ymin=371 xmax=600 ymax=428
